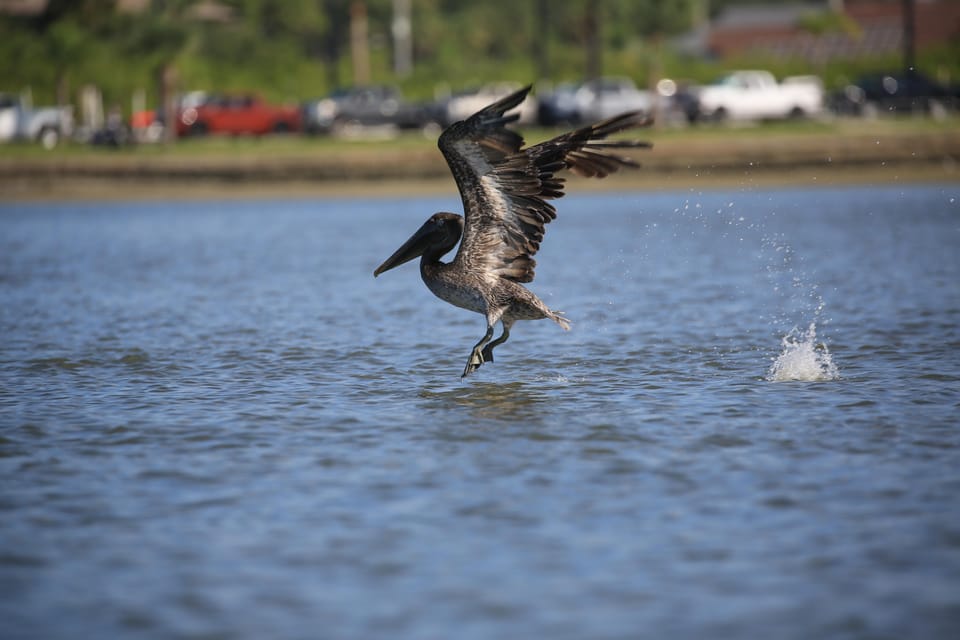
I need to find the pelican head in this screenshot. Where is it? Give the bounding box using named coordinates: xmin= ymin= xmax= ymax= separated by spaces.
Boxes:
xmin=374 ymin=212 xmax=464 ymax=277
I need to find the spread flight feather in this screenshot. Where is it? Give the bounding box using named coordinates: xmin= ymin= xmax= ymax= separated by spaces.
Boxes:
xmin=438 ymin=85 xmax=652 ymax=284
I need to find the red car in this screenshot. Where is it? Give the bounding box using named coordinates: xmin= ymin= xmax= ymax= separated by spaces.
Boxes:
xmin=177 ymin=94 xmax=301 ymax=136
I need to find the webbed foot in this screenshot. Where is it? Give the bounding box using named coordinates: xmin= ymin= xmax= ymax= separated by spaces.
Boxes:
xmin=462 ymin=348 xmax=485 ymax=378
xmin=480 ymin=345 xmax=495 ymax=363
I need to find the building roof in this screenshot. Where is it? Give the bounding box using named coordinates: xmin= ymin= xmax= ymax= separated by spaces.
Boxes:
xmin=704 ymin=0 xmax=960 ymax=60
xmin=713 ymin=3 xmax=827 ymax=30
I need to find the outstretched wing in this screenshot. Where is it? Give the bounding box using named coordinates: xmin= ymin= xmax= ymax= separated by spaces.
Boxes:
xmin=438 ymin=86 xmax=651 ymax=284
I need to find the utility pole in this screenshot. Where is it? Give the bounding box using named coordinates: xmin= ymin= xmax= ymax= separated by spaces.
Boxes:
xmin=350 ymin=0 xmax=371 ymax=85
xmin=392 ymin=0 xmax=412 ymax=78
xmin=901 ymin=0 xmax=916 ymax=74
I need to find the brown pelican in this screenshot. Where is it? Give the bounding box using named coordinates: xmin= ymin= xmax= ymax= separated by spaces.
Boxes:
xmin=374 ymin=85 xmax=651 ymax=378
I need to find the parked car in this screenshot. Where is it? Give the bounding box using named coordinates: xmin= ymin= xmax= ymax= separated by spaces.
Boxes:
xmin=654 ymin=78 xmax=701 ymax=125
xmin=538 ymin=78 xmax=654 ymax=126
xmin=0 ymin=92 xmax=73 ymax=149
xmin=573 ymin=77 xmax=654 ymax=123
xmin=89 ymin=106 xmax=132 ymax=148
xmin=302 ymin=86 xmax=442 ymax=136
xmin=177 ymin=94 xmax=301 ymax=137
xmin=697 ymin=70 xmax=823 ymax=122
xmin=538 ymin=82 xmax=583 ymax=126
xmin=829 ymin=71 xmax=959 ymax=117
xmin=130 ymin=91 xmax=209 ymax=143
xmin=442 ymin=83 xmax=538 ymax=126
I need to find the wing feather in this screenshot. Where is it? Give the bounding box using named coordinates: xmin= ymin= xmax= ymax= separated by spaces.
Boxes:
xmin=438 ymin=86 xmax=651 ymax=284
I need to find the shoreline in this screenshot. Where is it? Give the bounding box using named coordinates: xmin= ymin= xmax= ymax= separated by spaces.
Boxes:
xmin=2 ymin=128 xmax=957 ymax=201
xmin=2 ymin=162 xmax=956 ymax=203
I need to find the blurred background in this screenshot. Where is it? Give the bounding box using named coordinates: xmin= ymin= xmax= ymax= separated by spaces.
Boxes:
xmin=0 ymin=0 xmax=957 ymax=146
xmin=0 ymin=0 xmax=957 ymax=201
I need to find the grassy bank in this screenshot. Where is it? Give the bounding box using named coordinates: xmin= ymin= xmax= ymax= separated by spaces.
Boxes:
xmin=1 ymin=116 xmax=958 ymax=201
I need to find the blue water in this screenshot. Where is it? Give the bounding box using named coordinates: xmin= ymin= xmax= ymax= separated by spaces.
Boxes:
xmin=1 ymin=184 xmax=958 ymax=639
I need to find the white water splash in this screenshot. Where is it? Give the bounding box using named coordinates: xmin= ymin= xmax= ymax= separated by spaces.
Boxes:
xmin=767 ymin=322 xmax=839 ymax=382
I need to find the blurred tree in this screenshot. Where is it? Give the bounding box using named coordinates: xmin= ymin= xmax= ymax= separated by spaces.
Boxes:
xmin=631 ymin=0 xmax=696 ymax=125
xmin=584 ymin=0 xmax=601 ymax=79
xmin=126 ymin=7 xmax=190 ymax=142
xmin=2 ymin=0 xmax=95 ymax=105
xmin=0 ymin=0 xmax=955 ymax=114
xmin=532 ymin=0 xmax=550 ymax=79
xmin=257 ymin=0 xmax=327 ymax=39
xmin=350 ymin=0 xmax=371 ymax=84
xmin=901 ymin=0 xmax=915 ymax=74
xmin=320 ymin=0 xmax=352 ymax=88
xmin=392 ymin=0 xmax=413 ymax=77
xmin=45 ymin=18 xmax=88 ymax=105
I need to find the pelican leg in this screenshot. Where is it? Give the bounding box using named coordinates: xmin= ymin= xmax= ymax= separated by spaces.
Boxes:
xmin=481 ymin=321 xmax=513 ymax=364
xmin=462 ymin=325 xmax=495 ymax=378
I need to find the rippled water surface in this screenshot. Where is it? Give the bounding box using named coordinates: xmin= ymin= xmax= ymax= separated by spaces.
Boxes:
xmin=2 ymin=184 xmax=959 ymax=639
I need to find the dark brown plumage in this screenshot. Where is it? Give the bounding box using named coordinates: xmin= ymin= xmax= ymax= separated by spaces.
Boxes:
xmin=374 ymin=85 xmax=651 ymax=377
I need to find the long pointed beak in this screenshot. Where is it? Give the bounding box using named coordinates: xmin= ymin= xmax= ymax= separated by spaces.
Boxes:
xmin=373 ymin=223 xmax=433 ymax=277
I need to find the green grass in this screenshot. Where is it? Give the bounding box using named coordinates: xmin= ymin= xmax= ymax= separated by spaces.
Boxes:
xmin=644 ymin=114 xmax=959 ymax=141
xmin=0 ymin=132 xmax=435 ymax=159
xmin=1 ymin=114 xmax=956 ymax=161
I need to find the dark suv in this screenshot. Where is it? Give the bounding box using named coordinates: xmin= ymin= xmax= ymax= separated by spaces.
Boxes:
xmin=302 ymin=86 xmax=441 ymax=136
xmin=830 ymin=70 xmax=958 ymax=117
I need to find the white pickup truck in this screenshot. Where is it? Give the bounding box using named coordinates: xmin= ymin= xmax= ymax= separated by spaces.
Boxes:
xmin=0 ymin=93 xmax=74 ymax=149
xmin=696 ymin=70 xmax=823 ymax=122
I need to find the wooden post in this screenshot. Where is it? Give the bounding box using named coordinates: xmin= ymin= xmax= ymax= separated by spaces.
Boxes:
xmin=392 ymin=0 xmax=412 ymax=78
xmin=160 ymin=63 xmax=178 ymax=143
xmin=351 ymin=1 xmax=371 ymax=85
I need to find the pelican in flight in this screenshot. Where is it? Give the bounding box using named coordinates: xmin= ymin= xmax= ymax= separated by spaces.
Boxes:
xmin=374 ymin=85 xmax=651 ymax=377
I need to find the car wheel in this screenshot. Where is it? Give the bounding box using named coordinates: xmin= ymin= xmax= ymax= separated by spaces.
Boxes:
xmin=38 ymin=126 xmax=60 ymax=149
xmin=331 ymin=117 xmax=355 ymax=138
xmin=420 ymin=121 xmax=443 ymax=138
xmin=928 ymin=99 xmax=947 ymax=121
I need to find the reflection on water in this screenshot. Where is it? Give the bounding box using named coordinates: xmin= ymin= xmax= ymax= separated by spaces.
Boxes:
xmin=1 ymin=185 xmax=959 ymax=640
xmin=420 ymin=381 xmax=552 ymax=423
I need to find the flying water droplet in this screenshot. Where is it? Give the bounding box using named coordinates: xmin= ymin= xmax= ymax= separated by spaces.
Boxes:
xmin=767 ymin=323 xmax=839 ymax=382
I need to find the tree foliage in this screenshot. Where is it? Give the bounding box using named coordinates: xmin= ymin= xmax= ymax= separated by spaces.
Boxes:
xmin=0 ymin=0 xmax=955 ymax=111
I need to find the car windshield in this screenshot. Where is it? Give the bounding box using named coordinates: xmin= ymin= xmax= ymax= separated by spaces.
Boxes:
xmin=713 ymin=75 xmax=740 ymax=87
